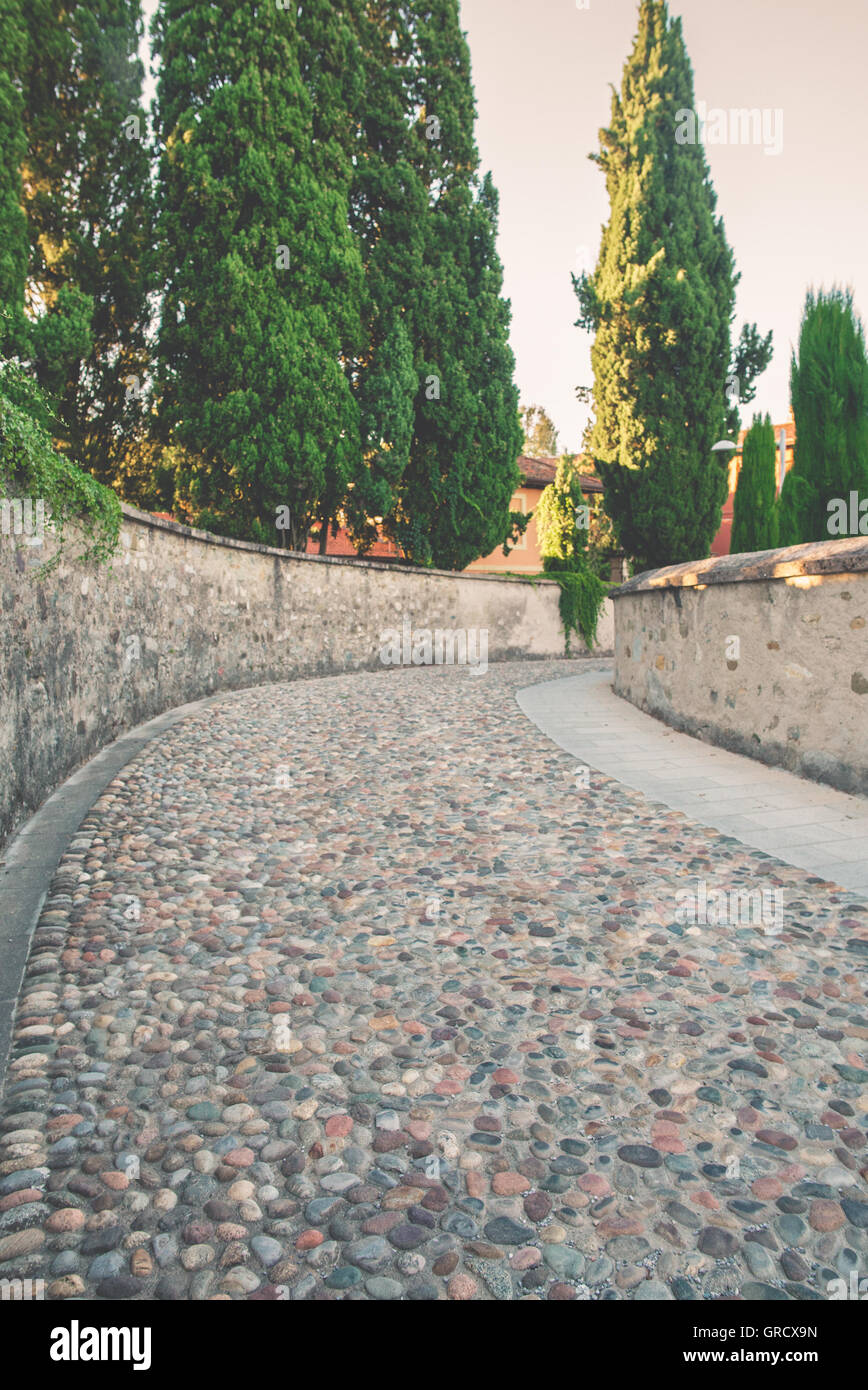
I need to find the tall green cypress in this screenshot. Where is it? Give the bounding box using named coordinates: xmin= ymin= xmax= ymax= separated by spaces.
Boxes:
xmin=387 ymin=0 xmax=522 ymax=570
xmin=778 ymin=289 xmax=868 ymax=546
xmin=20 ymin=0 xmax=152 ymax=481
xmin=0 ymin=0 xmax=28 ymax=354
xmin=153 ymin=0 xmax=363 ymax=549
xmin=536 ymin=458 xmax=591 ymax=569
xmin=575 ymin=0 xmax=768 ymax=571
xmin=297 ymin=0 xmax=369 ymax=550
xmin=730 ymin=414 xmax=778 ymax=554
xmin=344 ymin=1 xmax=423 ymax=555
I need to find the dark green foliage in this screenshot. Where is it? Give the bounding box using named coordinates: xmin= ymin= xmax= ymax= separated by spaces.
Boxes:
xmin=730 ymin=414 xmax=779 ymax=554
xmin=351 ymin=0 xmax=523 ymax=570
xmin=29 ymin=285 xmax=94 ymax=401
xmin=4 ymin=0 xmax=521 ymax=566
xmin=776 ymin=470 xmax=814 ymax=547
xmin=109 ymin=434 xmax=180 ymax=515
xmin=345 ymin=315 xmax=417 ymax=553
xmin=0 ymin=357 xmax=121 ymax=571
xmin=347 ymin=2 xmax=424 ymax=552
xmin=777 ymin=288 xmax=868 ymax=545
xmin=298 ymin=0 xmax=366 ymax=549
xmin=398 ymin=172 xmax=523 ymax=568
xmin=20 ymin=0 xmax=152 ymax=483
xmin=153 ymin=0 xmax=363 ymax=549
xmin=575 ymin=0 xmax=769 ymax=571
xmin=0 ymin=0 xmax=28 ymax=354
xmin=393 ymin=3 xmax=523 ymax=569
xmin=726 ymin=323 xmax=774 ymax=438
xmin=585 ymin=491 xmax=620 ymax=581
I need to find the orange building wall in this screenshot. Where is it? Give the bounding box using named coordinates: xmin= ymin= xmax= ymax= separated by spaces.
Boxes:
xmin=465 ymin=485 xmax=546 ymax=574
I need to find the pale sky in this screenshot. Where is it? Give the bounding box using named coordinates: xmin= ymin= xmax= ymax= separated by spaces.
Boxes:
xmin=461 ymin=0 xmax=868 ymax=451
xmin=140 ymin=0 xmax=868 ymax=455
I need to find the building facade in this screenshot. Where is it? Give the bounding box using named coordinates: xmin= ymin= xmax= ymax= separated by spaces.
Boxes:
xmin=465 ymin=455 xmax=603 ymax=574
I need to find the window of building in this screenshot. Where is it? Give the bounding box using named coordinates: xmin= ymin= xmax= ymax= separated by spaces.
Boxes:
xmin=512 ymin=493 xmax=528 ymax=550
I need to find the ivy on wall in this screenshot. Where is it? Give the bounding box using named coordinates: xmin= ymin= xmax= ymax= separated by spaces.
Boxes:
xmin=0 ymin=359 xmax=121 ymax=574
xmin=548 ymin=569 xmax=608 ymax=655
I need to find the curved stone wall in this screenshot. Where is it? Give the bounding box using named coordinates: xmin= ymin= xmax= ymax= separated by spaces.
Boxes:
xmin=610 ymin=538 xmax=868 ymax=794
xmin=0 ymin=504 xmax=613 ymax=849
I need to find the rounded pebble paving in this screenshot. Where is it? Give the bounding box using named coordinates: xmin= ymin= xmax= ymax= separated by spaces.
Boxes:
xmin=1 ymin=659 xmax=867 ymax=1301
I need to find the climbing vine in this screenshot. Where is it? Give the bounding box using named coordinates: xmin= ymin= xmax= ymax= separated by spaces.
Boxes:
xmin=534 ymin=456 xmax=608 ymax=653
xmin=548 ymin=568 xmax=608 ymax=654
xmin=0 ymin=360 xmax=121 ymax=575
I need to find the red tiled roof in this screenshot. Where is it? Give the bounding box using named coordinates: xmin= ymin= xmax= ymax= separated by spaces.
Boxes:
xmin=518 ymin=455 xmax=603 ymax=493
xmin=518 ymin=454 xmax=558 ymax=486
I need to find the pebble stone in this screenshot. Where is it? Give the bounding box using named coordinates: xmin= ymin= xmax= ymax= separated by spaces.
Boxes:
xmin=0 ymin=659 xmax=866 ymax=1300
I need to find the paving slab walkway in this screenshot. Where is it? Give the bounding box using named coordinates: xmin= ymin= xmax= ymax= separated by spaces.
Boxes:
xmin=0 ymin=659 xmax=866 ymax=1302
xmin=518 ymin=666 xmax=868 ymax=897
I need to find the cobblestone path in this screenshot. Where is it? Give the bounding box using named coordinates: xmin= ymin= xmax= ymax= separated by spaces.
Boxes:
xmin=1 ymin=660 xmax=867 ymax=1301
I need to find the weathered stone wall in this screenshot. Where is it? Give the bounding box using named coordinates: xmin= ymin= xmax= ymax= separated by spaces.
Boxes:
xmin=0 ymin=504 xmax=614 ymax=849
xmin=611 ymin=538 xmax=868 ymax=794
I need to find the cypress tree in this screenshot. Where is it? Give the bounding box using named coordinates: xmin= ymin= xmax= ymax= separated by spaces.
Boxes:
xmin=778 ymin=288 xmax=868 ymax=545
xmin=344 ymin=0 xmax=424 ymax=554
xmin=575 ymin=0 xmax=769 ymax=571
xmin=333 ymin=0 xmax=523 ymax=567
xmin=730 ymin=414 xmax=778 ymax=554
xmin=387 ymin=0 xmax=522 ymax=570
xmin=0 ymin=0 xmax=28 ymax=354
xmin=536 ymin=458 xmax=591 ymax=570
xmin=347 ymin=313 xmax=417 ymax=554
xmin=19 ymin=0 xmax=152 ymax=481
xmin=153 ymin=0 xmax=363 ymax=549
xmin=297 ymin=0 xmax=368 ymax=550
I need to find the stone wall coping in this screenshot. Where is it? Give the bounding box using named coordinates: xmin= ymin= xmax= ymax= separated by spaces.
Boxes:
xmin=610 ymin=537 xmax=868 ymax=596
xmin=120 ymin=503 xmax=558 ymax=586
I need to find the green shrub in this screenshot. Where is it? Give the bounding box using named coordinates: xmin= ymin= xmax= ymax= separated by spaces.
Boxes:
xmin=0 ymin=359 xmax=121 ymax=573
